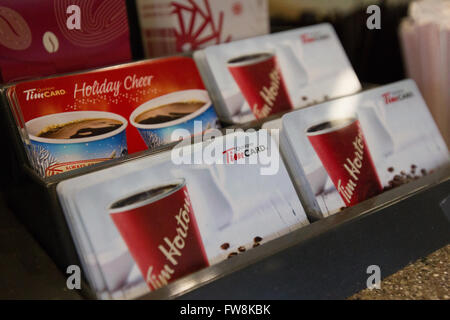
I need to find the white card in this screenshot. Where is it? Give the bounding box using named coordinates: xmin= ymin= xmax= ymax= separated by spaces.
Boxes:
xmin=281 ymin=79 xmax=449 ymax=218
xmin=195 ymin=23 xmax=361 ymax=123
xmin=57 ymin=130 xmax=309 ymax=299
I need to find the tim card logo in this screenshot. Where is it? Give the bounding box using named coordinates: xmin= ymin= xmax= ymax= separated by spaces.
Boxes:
xmin=223 ymin=144 xmax=267 ymax=164
xmin=300 ymin=32 xmax=330 ymax=44
xmin=23 ymin=87 xmax=66 ymax=101
xmin=170 ymin=124 xmax=280 ymax=175
xmin=382 ymin=90 xmax=413 ymax=105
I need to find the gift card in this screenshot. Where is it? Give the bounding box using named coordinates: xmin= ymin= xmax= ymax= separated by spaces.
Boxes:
xmin=195 ymin=23 xmax=361 ymax=123
xmin=281 ymin=79 xmax=449 ymax=217
xmin=136 ymin=0 xmax=269 ymax=57
xmin=6 ymin=57 xmax=220 ymax=177
xmin=0 ymin=0 xmax=131 ymax=83
xmin=57 ymin=130 xmax=309 ymax=299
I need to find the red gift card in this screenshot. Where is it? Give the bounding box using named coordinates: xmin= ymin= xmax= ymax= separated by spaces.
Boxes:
xmin=0 ymin=0 xmax=131 ymax=83
xmin=8 ymin=57 xmax=218 ymax=177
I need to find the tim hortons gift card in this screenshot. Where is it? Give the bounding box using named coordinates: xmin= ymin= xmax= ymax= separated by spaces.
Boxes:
xmin=281 ymin=79 xmax=449 ymax=218
xmin=0 ymin=0 xmax=131 ymax=83
xmin=6 ymin=57 xmax=220 ymax=178
xmin=57 ymin=130 xmax=309 ymax=299
xmin=194 ymin=23 xmax=361 ymax=123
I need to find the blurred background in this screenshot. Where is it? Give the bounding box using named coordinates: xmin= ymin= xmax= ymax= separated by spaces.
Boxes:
xmin=269 ymin=0 xmax=449 ymax=147
xmin=269 ymin=0 xmax=411 ymax=84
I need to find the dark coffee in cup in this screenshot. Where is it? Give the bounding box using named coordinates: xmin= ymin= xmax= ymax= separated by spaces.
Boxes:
xmin=38 ymin=118 xmax=123 ymax=139
xmin=110 ymin=184 xmax=178 ymax=210
xmin=306 ymin=118 xmax=355 ymax=134
xmin=130 ymin=89 xmax=217 ymax=150
xmin=135 ymin=101 xmax=205 ymax=125
xmin=228 ymin=53 xmax=272 ymax=64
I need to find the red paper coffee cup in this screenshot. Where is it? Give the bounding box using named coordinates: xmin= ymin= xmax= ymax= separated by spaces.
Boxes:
xmin=306 ymin=118 xmax=383 ymax=207
xmin=109 ymin=179 xmax=208 ymax=291
xmin=227 ymin=52 xmax=294 ymax=119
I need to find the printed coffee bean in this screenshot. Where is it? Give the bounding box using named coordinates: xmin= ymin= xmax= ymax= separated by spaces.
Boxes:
xmin=42 ymin=31 xmax=59 ymax=53
xmin=302 ymin=96 xmax=308 ymax=101
xmin=388 ymin=167 xmax=394 ymax=173
xmin=227 ymin=252 xmax=238 ymax=259
xmin=238 ymin=246 xmax=246 ymax=253
xmin=220 ymin=243 xmax=230 ymax=250
xmin=0 ymin=6 xmax=32 ymax=50
xmin=384 ymin=165 xmax=430 ymax=192
xmin=253 ymin=236 xmax=262 ymax=243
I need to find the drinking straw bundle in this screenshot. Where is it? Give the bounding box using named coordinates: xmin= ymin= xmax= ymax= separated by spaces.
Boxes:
xmin=399 ymin=0 xmax=450 ymax=147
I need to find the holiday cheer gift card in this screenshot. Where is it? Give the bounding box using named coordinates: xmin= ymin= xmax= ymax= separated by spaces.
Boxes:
xmin=280 ymin=79 xmax=450 ymax=218
xmin=136 ymin=0 xmax=269 ymax=58
xmin=56 ymin=130 xmax=309 ymax=299
xmin=194 ymin=23 xmax=361 ymax=123
xmin=6 ymin=57 xmax=220 ymax=178
xmin=0 ymin=0 xmax=131 ymax=83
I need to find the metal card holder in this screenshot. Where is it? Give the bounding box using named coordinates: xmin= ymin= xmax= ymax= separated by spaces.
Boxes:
xmin=7 ymin=151 xmax=450 ymax=300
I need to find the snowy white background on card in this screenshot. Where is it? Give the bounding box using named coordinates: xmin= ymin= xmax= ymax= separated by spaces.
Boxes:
xmin=199 ymin=23 xmax=361 ymax=123
xmin=282 ymin=79 xmax=449 ymax=217
xmin=57 ymin=132 xmax=308 ymax=299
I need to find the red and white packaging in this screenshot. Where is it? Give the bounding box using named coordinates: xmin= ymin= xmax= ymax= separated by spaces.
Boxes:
xmin=0 ymin=0 xmax=131 ymax=83
xmin=136 ymin=0 xmax=269 ymax=58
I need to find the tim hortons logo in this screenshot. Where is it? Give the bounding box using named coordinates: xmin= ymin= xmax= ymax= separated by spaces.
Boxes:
xmin=300 ymin=32 xmax=330 ymax=44
xmin=382 ymin=90 xmax=413 ymax=104
xmin=255 ymin=68 xmax=281 ymax=118
xmin=146 ymin=191 xmax=192 ymax=291
xmin=222 ymin=144 xmax=267 ymax=164
xmin=337 ymin=131 xmax=365 ymax=205
xmin=23 ymin=88 xmax=66 ymax=101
